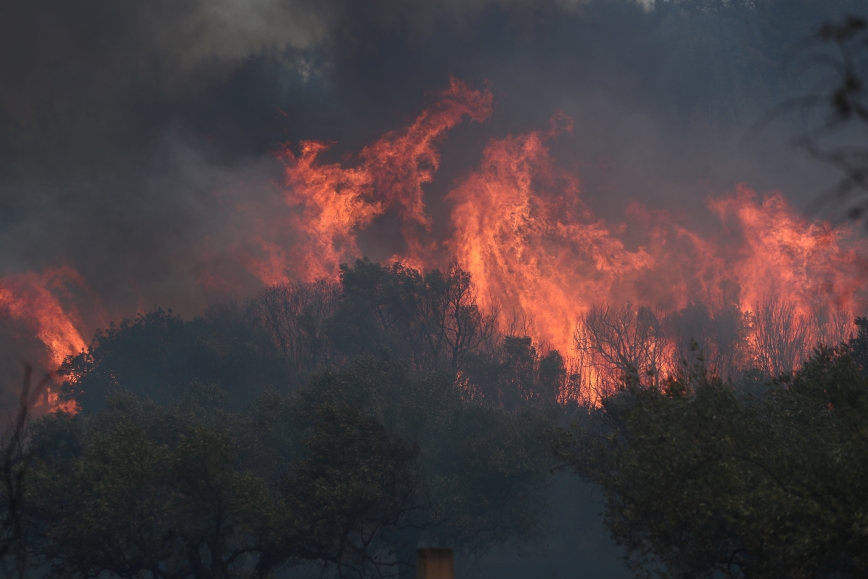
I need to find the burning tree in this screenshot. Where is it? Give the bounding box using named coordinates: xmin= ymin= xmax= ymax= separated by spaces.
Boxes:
xmin=575 ymin=304 xmax=669 ymax=399
xmin=751 ymin=296 xmax=813 ymax=377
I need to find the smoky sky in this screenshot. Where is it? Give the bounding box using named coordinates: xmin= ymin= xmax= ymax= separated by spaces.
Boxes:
xmin=2 ymin=0 xmax=867 ymax=323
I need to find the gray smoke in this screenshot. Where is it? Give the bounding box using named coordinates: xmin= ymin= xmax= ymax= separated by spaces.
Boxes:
xmin=1 ymin=0 xmax=864 ymax=319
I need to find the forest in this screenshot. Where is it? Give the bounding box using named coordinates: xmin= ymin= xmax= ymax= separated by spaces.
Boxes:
xmin=4 ymin=0 xmax=868 ymax=578
xmin=1 ymin=257 xmax=867 ymax=578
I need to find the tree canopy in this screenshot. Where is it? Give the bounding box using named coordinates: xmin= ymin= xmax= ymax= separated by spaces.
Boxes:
xmin=37 ymin=260 xmax=577 ymax=578
xmin=556 ymin=346 xmax=868 ymax=579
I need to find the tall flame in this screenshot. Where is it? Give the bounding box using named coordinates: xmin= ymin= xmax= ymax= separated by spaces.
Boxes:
xmin=448 ymin=114 xmax=656 ymax=353
xmin=0 ymin=267 xmax=88 ymax=370
xmin=6 ymin=80 xmax=868 ymax=406
xmin=448 ymin=119 xmax=868 ymax=354
xmin=709 ymin=189 xmax=868 ymax=316
xmin=241 ymin=77 xmax=493 ymax=284
xmin=262 ymin=80 xmax=868 ymax=392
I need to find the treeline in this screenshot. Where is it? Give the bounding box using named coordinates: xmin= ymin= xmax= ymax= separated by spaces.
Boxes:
xmin=0 ymin=260 xmax=561 ymax=578
xmin=574 ymin=298 xmax=856 ymax=399
xmin=57 ymin=258 xmax=862 ymax=414
xmin=2 ymin=354 xmax=552 ymax=578
xmin=2 ymin=259 xmax=868 ymax=578
xmin=59 ymin=259 xmax=570 ymax=414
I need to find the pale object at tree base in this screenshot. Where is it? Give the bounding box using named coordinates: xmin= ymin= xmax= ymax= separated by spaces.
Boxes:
xmin=416 ymin=548 xmax=454 ymax=579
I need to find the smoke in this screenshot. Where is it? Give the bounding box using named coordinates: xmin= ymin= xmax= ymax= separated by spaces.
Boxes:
xmin=1 ymin=0 xmax=867 ymax=366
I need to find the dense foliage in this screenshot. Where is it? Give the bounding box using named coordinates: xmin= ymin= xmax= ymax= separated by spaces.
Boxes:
xmin=0 ymin=351 xmax=555 ymax=579
xmin=24 ymin=387 xmax=424 ymax=579
xmin=557 ymin=345 xmax=868 ymax=579
xmin=15 ymin=257 xmax=868 ymax=578
xmin=4 ymin=259 xmax=558 ymax=579
xmin=58 ymin=260 xmax=515 ymax=413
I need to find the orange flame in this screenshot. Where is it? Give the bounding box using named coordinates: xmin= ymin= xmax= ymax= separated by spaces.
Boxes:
xmin=242 ymin=77 xmax=493 ymax=284
xmin=709 ymin=187 xmax=868 ymax=316
xmin=0 ymin=267 xmax=88 ymax=370
xmin=449 ymin=130 xmax=868 ymax=350
xmin=448 ymin=114 xmax=657 ymax=354
xmin=263 ymin=81 xmax=868 ymax=398
xmin=8 ymin=80 xmax=868 ymax=406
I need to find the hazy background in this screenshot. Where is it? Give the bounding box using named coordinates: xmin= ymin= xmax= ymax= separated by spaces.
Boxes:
xmin=3 ymin=1 xmax=868 ymax=576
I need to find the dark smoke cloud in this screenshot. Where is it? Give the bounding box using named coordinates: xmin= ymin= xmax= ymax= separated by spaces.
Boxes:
xmin=1 ymin=0 xmax=865 ymax=325
xmin=2 ymin=1 xmax=867 ymax=572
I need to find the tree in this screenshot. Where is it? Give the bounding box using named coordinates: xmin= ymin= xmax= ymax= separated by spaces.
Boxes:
xmin=27 ymin=396 xmax=278 ymax=579
xmin=666 ymin=300 xmax=750 ymax=381
xmin=0 ymin=364 xmax=48 ymax=578
xmin=58 ymin=306 xmax=294 ymax=413
xmin=555 ymin=346 xmax=868 ymax=579
xmin=24 ymin=386 xmax=429 ymax=579
xmin=246 ymin=280 xmax=340 ymax=382
xmin=460 ymin=335 xmax=567 ymax=410
xmin=576 ymin=304 xmax=668 ymax=397
xmin=60 ymin=261 xmax=500 ymax=414
xmin=284 ymin=405 xmax=424 ymax=579
xmin=325 ymin=260 xmax=496 ymax=375
xmin=751 ymin=296 xmax=812 ymax=377
xmin=847 ymin=315 xmax=868 ymax=373
xmin=288 ymin=353 xmax=554 ymax=571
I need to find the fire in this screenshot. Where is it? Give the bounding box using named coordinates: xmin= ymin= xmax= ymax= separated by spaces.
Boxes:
xmin=243 ymin=77 xmax=493 ymax=284
xmin=267 ymin=79 xmax=868 ymax=396
xmin=6 ymin=79 xmax=868 ymax=405
xmin=444 ymin=115 xmax=868 ymax=355
xmin=447 ymin=113 xmax=655 ymax=354
xmin=0 ymin=267 xmax=88 ymax=411
xmin=449 ymin=115 xmax=867 ymax=355
xmin=709 ymin=188 xmax=868 ymax=316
